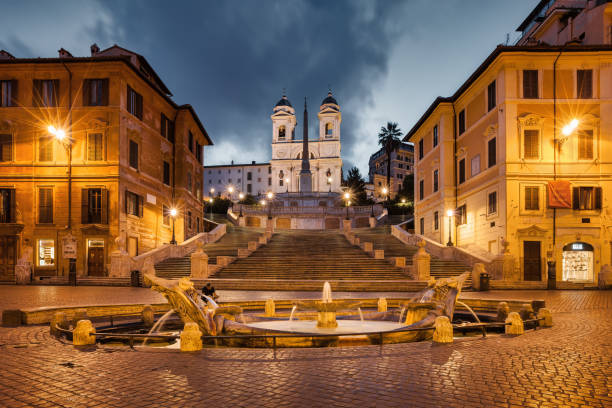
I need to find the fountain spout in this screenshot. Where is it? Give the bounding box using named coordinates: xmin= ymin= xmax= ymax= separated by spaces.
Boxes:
xmin=322 ymin=281 xmax=332 ymax=303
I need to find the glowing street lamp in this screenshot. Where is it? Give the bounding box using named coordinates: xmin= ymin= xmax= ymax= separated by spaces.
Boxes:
xmin=327 ymin=177 xmax=333 ymax=193
xmin=285 ymin=177 xmax=290 ymax=193
xmin=238 ymin=192 xmax=245 ymax=200
xmin=266 ymin=192 xmax=274 ymax=219
xmin=343 ymin=192 xmax=351 ymax=220
xmin=48 ymin=124 xmax=74 ymax=229
xmin=208 ymin=197 xmax=213 ymax=218
xmin=446 ymin=209 xmax=454 ymax=247
xmin=561 ymin=118 xmax=579 ymax=137
xmin=169 ymin=207 xmax=178 ymax=245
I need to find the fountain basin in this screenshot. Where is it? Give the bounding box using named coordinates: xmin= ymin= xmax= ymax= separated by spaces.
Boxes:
xmin=245 ymin=319 xmax=402 ymax=335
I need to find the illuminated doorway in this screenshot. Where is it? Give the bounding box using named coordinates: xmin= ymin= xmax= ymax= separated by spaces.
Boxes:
xmin=562 ymin=242 xmax=594 ymax=282
xmin=87 ymin=239 xmax=105 ymax=276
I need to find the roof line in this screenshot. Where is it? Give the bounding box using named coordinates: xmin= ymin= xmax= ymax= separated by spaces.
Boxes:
xmin=204 ymin=162 xmax=270 ymax=168
xmin=404 ymin=44 xmax=612 ymax=141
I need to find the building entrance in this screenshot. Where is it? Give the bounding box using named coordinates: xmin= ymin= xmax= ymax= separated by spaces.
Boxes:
xmin=523 ymin=241 xmax=541 ymax=281
xmin=0 ymin=236 xmax=17 ymax=277
xmin=562 ymin=242 xmax=594 ymax=282
xmin=87 ymin=239 xmax=105 ymax=276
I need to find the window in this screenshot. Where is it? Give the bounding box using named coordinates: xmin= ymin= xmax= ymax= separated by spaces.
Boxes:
xmin=162 ymin=205 xmax=170 ymax=225
xmin=523 ymin=70 xmax=539 ymax=99
xmin=458 ymin=158 xmax=466 ymax=184
xmin=37 ymin=239 xmax=55 ymax=266
xmin=129 ymin=140 xmax=138 ymax=169
xmin=188 ymin=131 xmax=194 ymax=152
xmin=418 ymin=139 xmax=424 ymax=160
xmin=0 ymin=134 xmax=12 ymax=161
xmin=127 ymin=86 xmax=143 ymax=119
xmin=488 ymin=191 xmax=497 ymax=215
xmin=83 ymin=79 xmax=108 ymax=106
xmin=82 ymin=188 xmax=108 ymax=224
xmin=87 ymin=133 xmax=103 ymax=161
xmin=434 ymin=211 xmax=439 ymax=230
xmin=433 ymin=125 xmax=438 ymax=147
xmin=38 ymin=188 xmax=53 ymax=223
xmin=455 ymin=204 xmax=466 ymax=225
xmin=125 ymin=191 xmax=143 ymax=217
xmin=458 ymin=110 xmax=465 ymax=135
xmin=433 ymin=169 xmax=439 ymax=192
xmin=268 ymin=167 xmax=271 ymax=174
xmin=187 ymin=211 xmax=192 ymax=229
xmin=0 ymin=189 xmax=15 ymax=223
xmin=488 ymin=137 xmax=496 ymax=167
xmin=195 ymin=141 xmax=202 ymax=164
xmin=0 ymin=80 xmax=17 ymax=107
xmin=247 ymin=172 xmax=252 ymax=181
xmin=247 ymin=184 xmax=252 ymax=193
xmin=578 ymin=130 xmax=593 ymax=160
xmin=163 ymin=161 xmax=171 ymax=185
xmin=398 ymin=173 xmax=403 ymax=179
xmin=268 ymin=177 xmax=272 ymax=186
xmin=419 ymin=179 xmax=424 ymax=200
xmin=39 ymin=137 xmax=53 ymax=162
xmin=523 ymin=130 xmax=539 ymax=159
xmin=573 ymin=186 xmax=602 ymax=211
xmin=278 ymin=126 xmax=286 ymax=140
xmin=33 ymin=79 xmax=59 ymax=107
xmin=487 ymin=80 xmax=496 ymax=111
xmin=577 ymin=70 xmax=592 ymax=99
xmin=160 ymin=114 xmax=174 ymax=142
xmin=419 ymin=217 xmax=424 ymax=235
xmin=471 ymin=155 xmax=480 ymax=177
xmin=398 ymin=163 xmax=403 ymax=169
xmin=325 ymin=123 xmax=333 ymax=137
xmin=279 ymin=179 xmax=283 ymax=187
xmin=187 ymin=172 xmax=192 ymax=192
xmin=525 ymin=186 xmax=539 ymax=211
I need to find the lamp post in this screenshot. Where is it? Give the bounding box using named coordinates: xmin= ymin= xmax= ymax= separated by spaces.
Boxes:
xmin=401 ymin=198 xmax=406 ymax=221
xmin=48 ymin=125 xmax=73 ymax=229
xmin=208 ymin=197 xmax=213 ymax=218
xmin=343 ymin=192 xmax=351 ymax=220
xmin=169 ymin=208 xmax=178 ymax=245
xmin=446 ymin=209 xmax=454 ymax=247
xmin=266 ymin=191 xmax=274 ymax=219
xmin=227 ymin=185 xmax=234 ymax=201
xmin=327 ymin=177 xmax=332 ymax=193
xmin=285 ymin=177 xmax=290 ymax=193
xmin=238 ymin=192 xmax=244 ymax=217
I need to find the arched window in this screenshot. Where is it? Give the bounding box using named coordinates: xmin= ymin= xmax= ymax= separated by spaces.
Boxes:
xmin=325 ymin=123 xmax=333 ymax=137
xmin=278 ymin=125 xmax=286 ymax=140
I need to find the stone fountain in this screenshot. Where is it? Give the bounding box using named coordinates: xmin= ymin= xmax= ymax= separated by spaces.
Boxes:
xmin=292 ymin=282 xmax=363 ymax=328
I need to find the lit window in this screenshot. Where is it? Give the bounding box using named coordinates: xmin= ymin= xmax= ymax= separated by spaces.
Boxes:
xmin=38 ymin=239 xmax=55 ymax=266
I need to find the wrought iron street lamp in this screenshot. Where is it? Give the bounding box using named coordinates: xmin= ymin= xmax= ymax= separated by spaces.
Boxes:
xmin=238 ymin=192 xmax=244 ymax=217
xmin=169 ymin=207 xmax=178 ymax=245
xmin=343 ymin=192 xmax=351 ymax=220
xmin=208 ymin=197 xmax=213 ymax=218
xmin=266 ymin=191 xmax=274 ymax=219
xmin=285 ymin=177 xmax=290 ymax=193
xmin=48 ymin=125 xmax=74 ymax=229
xmin=446 ymin=209 xmax=454 ymax=247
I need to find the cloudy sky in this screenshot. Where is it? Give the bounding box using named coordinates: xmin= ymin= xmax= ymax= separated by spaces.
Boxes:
xmin=1 ymin=0 xmax=538 ymax=176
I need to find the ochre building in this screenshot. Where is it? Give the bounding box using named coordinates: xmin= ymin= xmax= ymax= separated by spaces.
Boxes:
xmin=406 ymin=0 xmax=612 ymax=288
xmin=0 ymin=44 xmax=211 ymax=280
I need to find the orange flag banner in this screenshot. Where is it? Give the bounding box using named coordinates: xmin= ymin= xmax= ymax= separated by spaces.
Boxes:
xmin=547 ymin=180 xmax=572 ymax=208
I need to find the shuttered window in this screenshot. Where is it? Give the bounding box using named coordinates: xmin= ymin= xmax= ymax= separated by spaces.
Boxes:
xmin=188 ymin=131 xmax=194 ymax=152
xmin=0 ymin=80 xmax=17 ymax=107
xmin=125 ymin=190 xmax=143 ymax=217
xmin=0 ymin=134 xmax=12 ymax=162
xmin=127 ymin=86 xmax=143 ymax=119
xmin=455 ymin=205 xmax=466 ymax=225
xmin=433 ymin=169 xmax=439 ymax=192
xmin=163 ymin=161 xmax=171 ymax=185
xmin=487 ymin=80 xmax=496 ymax=111
xmin=523 ymin=70 xmax=538 ymax=99
xmin=418 ymin=139 xmax=424 ymax=160
xmin=129 ymin=140 xmax=138 ymax=169
xmin=0 ymin=189 xmax=16 ymax=223
xmin=419 ymin=217 xmax=424 ymax=235
xmin=83 ymin=79 xmax=109 ymax=106
xmin=81 ymin=188 xmax=108 ymax=224
xmin=573 ymin=186 xmax=602 ymax=210
xmin=434 ymin=211 xmax=439 ymax=230
xmin=458 ymin=110 xmax=466 ymax=135
xmin=433 ymin=125 xmax=438 ymax=147
xmin=33 ymin=79 xmax=59 ymax=107
xmin=38 ymin=188 xmax=53 ymax=224
xmin=160 ymin=114 xmax=175 ymax=142
xmin=488 ymin=191 xmax=497 ymax=215
xmin=39 ymin=137 xmax=53 ymax=162
xmin=195 ymin=141 xmax=202 ymax=164
xmin=525 ymin=186 xmax=539 ymax=210
xmin=523 ymin=130 xmax=539 ymax=159
xmin=87 ymin=133 xmax=103 ymax=161
xmin=577 ymin=70 xmax=592 ymax=99
xmin=578 ymin=129 xmax=593 ymax=160
xmin=458 ymin=158 xmax=466 ymax=184
xmin=488 ymin=137 xmax=496 ymax=167
xmin=419 ymin=179 xmax=424 ymax=200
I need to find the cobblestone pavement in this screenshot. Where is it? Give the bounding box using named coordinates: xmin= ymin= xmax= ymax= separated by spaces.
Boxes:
xmin=0 ymin=290 xmax=610 ymax=407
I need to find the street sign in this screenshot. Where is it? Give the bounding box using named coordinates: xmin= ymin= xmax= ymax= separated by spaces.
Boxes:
xmin=62 ymin=234 xmax=77 ymax=259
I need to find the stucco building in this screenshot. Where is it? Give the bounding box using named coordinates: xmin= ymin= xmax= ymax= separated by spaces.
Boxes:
xmin=406 ymin=0 xmax=612 ymax=288
xmin=0 ymin=44 xmax=211 ymax=280
xmin=368 ymin=142 xmax=414 ymax=200
xmin=204 ymin=161 xmax=271 ymax=198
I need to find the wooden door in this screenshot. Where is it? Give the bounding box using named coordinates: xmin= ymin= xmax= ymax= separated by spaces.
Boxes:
xmin=0 ymin=236 xmax=17 ymax=277
xmin=523 ymin=241 xmax=541 ymax=281
xmin=87 ymin=247 xmax=105 ymax=276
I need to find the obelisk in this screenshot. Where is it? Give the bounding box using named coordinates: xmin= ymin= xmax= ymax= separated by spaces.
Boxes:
xmin=299 ymin=97 xmax=312 ymax=193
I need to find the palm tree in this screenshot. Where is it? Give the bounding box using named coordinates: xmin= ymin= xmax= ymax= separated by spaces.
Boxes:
xmin=378 ymin=122 xmax=402 ymax=200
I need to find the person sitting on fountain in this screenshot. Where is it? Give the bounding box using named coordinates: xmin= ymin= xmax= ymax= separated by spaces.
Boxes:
xmin=201 ymin=282 xmax=218 ymax=303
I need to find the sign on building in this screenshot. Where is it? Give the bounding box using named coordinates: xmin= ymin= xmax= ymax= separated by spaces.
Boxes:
xmin=62 ymin=234 xmax=78 ymax=259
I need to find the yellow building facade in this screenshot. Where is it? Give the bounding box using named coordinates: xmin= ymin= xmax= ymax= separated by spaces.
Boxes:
xmin=407 ymin=1 xmax=612 ymax=288
xmin=0 ymin=45 xmax=211 ymax=281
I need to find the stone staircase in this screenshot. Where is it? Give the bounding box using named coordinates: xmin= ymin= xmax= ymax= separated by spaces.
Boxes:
xmin=211 ymin=230 xmax=408 ymax=281
xmin=351 ymin=226 xmax=472 ymax=287
xmin=154 ymin=225 xmax=264 ymax=279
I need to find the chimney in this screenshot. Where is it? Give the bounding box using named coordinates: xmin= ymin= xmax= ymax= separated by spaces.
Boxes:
xmin=58 ymin=48 xmax=73 ymax=58
xmin=90 ymin=43 xmax=100 ymax=56
xmin=251 ymin=160 xmax=256 ymax=164
xmin=231 ymin=160 xmax=234 ymax=165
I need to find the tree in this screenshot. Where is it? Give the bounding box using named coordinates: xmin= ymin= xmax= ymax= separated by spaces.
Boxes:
xmin=344 ymin=166 xmax=370 ymax=205
xmin=397 ymin=173 xmax=414 ymax=203
xmin=378 ymin=122 xmax=402 ymax=201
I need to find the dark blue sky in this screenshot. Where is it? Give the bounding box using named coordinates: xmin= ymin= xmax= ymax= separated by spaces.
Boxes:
xmin=1 ymin=0 xmax=538 ymax=175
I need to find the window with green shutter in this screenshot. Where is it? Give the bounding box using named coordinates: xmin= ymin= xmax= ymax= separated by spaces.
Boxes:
xmin=38 ymin=188 xmax=53 ymax=224
xmin=87 ymin=133 xmax=103 ymax=161
xmin=0 ymin=134 xmax=12 ymax=162
xmin=523 ymin=130 xmax=539 ymax=159
xmin=578 ymin=129 xmax=593 ymax=160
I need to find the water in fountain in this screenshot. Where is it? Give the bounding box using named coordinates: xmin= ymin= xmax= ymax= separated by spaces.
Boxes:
xmin=289 ymin=305 xmax=297 ymax=321
xmin=456 ymin=301 xmax=481 ymax=323
xmin=143 ymin=310 xmax=174 ymax=346
xmin=322 ymin=281 xmax=332 ymax=303
xmin=357 ymin=307 xmax=364 ymax=324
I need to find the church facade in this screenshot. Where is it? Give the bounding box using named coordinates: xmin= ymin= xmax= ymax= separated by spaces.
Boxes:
xmin=269 ymin=92 xmax=343 ymax=194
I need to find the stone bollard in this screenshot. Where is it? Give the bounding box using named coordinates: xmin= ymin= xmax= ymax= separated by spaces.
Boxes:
xmin=258 ymin=236 xmax=267 ymax=245
xmin=142 ymin=305 xmax=155 ymax=328
xmin=496 ymin=302 xmax=510 ymax=322
xmin=73 ymin=320 xmax=96 ymax=346
xmin=180 ymin=322 xmax=203 ymax=352
xmin=237 ymin=248 xmax=250 ymax=258
xmin=505 ymin=312 xmax=524 ymax=335
xmin=264 ymin=298 xmax=275 ymax=317
xmin=354 ymin=237 xmax=360 ymax=246
xmin=520 ymin=303 xmax=535 ymax=321
xmin=374 ymin=249 xmax=384 ymax=259
xmin=72 ymin=308 xmax=88 ymax=327
xmin=377 ymin=297 xmax=387 ymax=312
xmin=369 ymin=216 xmax=376 ymax=228
xmin=50 ymin=312 xmax=69 ymax=336
xmin=412 ymin=240 xmax=431 ymax=280
xmin=433 ymin=316 xmax=453 ymax=343
xmin=363 ymin=242 xmax=373 ymax=253
xmin=248 ymin=241 xmax=257 ymax=251
xmin=537 ymin=308 xmax=553 ymax=327
xmin=395 ymin=257 xmax=406 ymax=268
xmin=190 ymin=250 xmax=209 ymax=279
